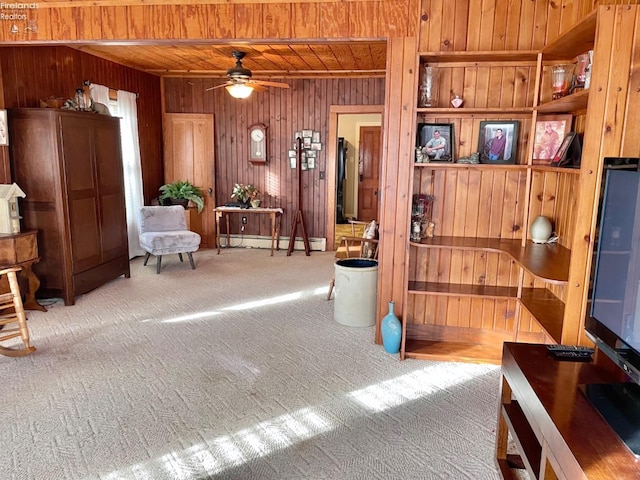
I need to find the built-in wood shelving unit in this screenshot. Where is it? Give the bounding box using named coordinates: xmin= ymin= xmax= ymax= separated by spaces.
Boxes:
xmin=402 ymin=7 xmax=614 ymax=363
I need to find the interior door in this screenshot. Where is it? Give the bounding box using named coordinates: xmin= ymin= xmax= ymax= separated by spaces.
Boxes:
xmin=163 ymin=113 xmax=215 ymax=248
xmin=357 ymin=126 xmax=381 ymax=221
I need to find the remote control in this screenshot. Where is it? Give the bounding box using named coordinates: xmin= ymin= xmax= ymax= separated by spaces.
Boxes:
xmin=546 ymin=344 xmax=595 ymax=353
xmin=548 ymin=350 xmax=594 ymax=361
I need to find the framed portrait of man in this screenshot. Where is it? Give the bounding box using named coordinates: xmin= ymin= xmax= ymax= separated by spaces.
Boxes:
xmin=478 ymin=121 xmax=519 ymax=164
xmin=416 ymin=123 xmax=454 ymax=163
xmin=532 ymin=114 xmax=573 ymax=165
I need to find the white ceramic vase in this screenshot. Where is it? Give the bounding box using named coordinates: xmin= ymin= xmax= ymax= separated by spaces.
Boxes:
xmin=530 ymin=215 xmax=552 ymax=244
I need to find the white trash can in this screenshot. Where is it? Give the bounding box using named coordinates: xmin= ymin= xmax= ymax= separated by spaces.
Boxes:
xmin=334 ymin=258 xmax=378 ymax=327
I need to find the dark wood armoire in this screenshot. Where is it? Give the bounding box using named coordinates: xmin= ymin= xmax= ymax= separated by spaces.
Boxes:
xmin=8 ymin=109 xmax=130 ymax=305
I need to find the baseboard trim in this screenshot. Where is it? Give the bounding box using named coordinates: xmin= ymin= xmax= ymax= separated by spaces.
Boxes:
xmin=219 ymin=235 xmax=327 ymax=252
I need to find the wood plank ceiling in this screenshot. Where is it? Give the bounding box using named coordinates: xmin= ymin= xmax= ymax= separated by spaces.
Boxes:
xmin=73 ymin=41 xmax=388 ymax=78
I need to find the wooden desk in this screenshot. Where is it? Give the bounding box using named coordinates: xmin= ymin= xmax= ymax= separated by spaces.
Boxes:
xmin=0 ymin=230 xmax=45 ymax=311
xmin=497 ymin=342 xmax=640 ymax=479
xmin=214 ymin=207 xmax=283 ymax=256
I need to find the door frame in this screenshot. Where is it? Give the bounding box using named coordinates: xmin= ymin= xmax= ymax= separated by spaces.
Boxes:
xmin=327 ymin=105 xmax=384 ymax=251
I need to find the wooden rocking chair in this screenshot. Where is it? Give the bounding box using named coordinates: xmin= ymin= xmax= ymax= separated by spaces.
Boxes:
xmin=327 ymin=220 xmax=379 ymax=300
xmin=0 ymin=266 xmax=36 ymax=357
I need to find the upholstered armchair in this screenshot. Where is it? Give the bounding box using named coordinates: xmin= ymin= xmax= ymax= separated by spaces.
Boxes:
xmin=138 ymin=206 xmax=201 ymax=274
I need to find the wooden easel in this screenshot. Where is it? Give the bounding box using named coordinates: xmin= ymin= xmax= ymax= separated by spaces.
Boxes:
xmin=287 ymin=137 xmax=311 ymax=256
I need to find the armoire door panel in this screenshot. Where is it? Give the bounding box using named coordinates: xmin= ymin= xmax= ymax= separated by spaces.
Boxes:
xmin=100 ymin=192 xmax=128 ymax=259
xmin=60 ymin=116 xmax=96 ymax=192
xmin=69 ymin=197 xmax=101 ymax=273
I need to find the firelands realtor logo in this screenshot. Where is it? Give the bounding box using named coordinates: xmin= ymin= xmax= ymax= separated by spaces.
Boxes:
xmin=1 ymin=2 xmax=38 ymax=34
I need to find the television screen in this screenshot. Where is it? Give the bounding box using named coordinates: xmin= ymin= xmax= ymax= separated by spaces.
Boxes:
xmin=590 ymin=170 xmax=640 ymax=350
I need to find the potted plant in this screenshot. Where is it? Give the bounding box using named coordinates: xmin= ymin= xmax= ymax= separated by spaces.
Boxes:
xmin=159 ymin=180 xmax=205 ymax=213
xmin=231 ymin=183 xmax=260 ymax=208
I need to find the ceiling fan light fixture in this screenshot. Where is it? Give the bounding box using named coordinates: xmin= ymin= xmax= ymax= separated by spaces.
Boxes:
xmin=226 ymin=83 xmax=254 ymax=99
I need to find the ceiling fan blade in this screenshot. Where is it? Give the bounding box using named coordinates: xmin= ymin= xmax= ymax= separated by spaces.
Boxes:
xmin=251 ymin=84 xmax=268 ymax=92
xmin=205 ymin=83 xmax=230 ymax=92
xmin=250 ymin=80 xmax=290 ymax=89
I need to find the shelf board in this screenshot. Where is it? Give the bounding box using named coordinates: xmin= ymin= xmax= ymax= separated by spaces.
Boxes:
xmin=403 ymin=339 xmax=503 ymax=364
xmin=530 ymin=164 xmax=581 ymax=174
xmin=408 ymin=281 xmax=518 ymax=299
xmin=542 ymin=9 xmax=596 ymax=61
xmin=413 ymin=237 xmax=570 ymax=284
xmin=520 ymin=288 xmax=564 ymax=343
xmin=535 ymin=88 xmax=589 ymax=114
xmin=414 ymin=163 xmax=527 ymax=169
xmin=419 ymin=50 xmax=538 ymax=63
xmin=501 ymin=401 xmax=542 ymax=479
xmin=416 ymin=107 xmax=532 ymax=115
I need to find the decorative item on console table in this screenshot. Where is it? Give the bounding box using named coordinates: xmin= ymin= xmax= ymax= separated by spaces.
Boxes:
xmin=159 ymin=180 xmax=205 ymax=213
xmin=231 ymin=183 xmax=260 ymax=209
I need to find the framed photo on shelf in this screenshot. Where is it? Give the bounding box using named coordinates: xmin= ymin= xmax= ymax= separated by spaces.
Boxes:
xmin=0 ymin=110 xmax=7 ymax=146
xmin=416 ymin=123 xmax=454 ymax=162
xmin=478 ymin=121 xmax=519 ymax=164
xmin=533 ymin=114 xmax=572 ymax=165
xmin=551 ymin=132 xmax=582 ymax=168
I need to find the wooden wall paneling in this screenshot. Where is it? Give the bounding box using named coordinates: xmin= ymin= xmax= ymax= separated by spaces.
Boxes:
xmin=49 ymin=8 xmax=76 ymax=41
xmin=504 ymin=1 xmax=523 ymax=50
xmin=1 ymin=47 xmax=163 ymax=205
xmin=383 ymin=37 xmax=417 ymax=347
xmin=546 ymin=0 xmax=564 ymax=45
xmin=621 ymin=7 xmax=640 ymax=156
xmin=263 ymin=3 xmax=291 ymax=38
xmin=478 ymin=0 xmax=497 ymax=51
xmin=182 ymin=5 xmax=208 ymax=39
xmin=291 ymin=3 xmax=320 ymax=38
xmin=533 ymin=2 xmax=550 ymax=49
xmin=100 ymin=6 xmax=126 ymax=39
xmin=318 ymin=2 xmax=350 ymax=38
xmin=491 ymin=0 xmax=509 ymax=51
xmin=348 ymin=1 xmax=379 ymax=38
xmin=564 ymin=6 xmax=622 ymax=344
xmin=74 ymin=7 xmax=100 ymax=40
xmin=206 ymin=4 xmax=235 ymax=39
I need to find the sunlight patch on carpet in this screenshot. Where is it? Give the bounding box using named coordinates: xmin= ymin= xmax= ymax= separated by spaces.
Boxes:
xmin=101 ymin=365 xmax=495 ymax=479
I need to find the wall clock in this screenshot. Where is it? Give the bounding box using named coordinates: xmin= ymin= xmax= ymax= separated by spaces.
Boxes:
xmin=249 ymin=123 xmax=268 ymax=164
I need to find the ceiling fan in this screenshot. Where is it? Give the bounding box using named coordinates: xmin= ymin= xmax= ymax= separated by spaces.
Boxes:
xmin=205 ymin=51 xmax=290 ymax=98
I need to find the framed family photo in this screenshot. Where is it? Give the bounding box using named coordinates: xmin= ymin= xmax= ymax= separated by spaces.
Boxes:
xmin=416 ymin=123 xmax=454 ymax=162
xmin=533 ymin=114 xmax=572 ymax=164
xmin=478 ymin=121 xmax=519 ymax=164
xmin=551 ymin=132 xmax=582 ymax=168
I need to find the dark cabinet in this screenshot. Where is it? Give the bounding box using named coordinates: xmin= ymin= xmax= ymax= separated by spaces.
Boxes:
xmin=8 ymin=109 xmax=130 ymax=305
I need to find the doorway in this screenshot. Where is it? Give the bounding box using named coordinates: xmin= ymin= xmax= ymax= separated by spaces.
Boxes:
xmin=327 ymin=106 xmax=383 ymax=251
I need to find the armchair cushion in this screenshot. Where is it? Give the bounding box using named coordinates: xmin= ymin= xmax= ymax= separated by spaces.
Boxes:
xmin=138 ymin=206 xmax=201 ymax=256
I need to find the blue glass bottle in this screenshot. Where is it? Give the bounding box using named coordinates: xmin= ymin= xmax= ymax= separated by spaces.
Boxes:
xmin=381 ymin=301 xmax=401 ymax=354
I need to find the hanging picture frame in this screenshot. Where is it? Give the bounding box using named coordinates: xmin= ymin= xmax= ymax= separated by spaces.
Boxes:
xmin=0 ymin=110 xmax=8 ymax=146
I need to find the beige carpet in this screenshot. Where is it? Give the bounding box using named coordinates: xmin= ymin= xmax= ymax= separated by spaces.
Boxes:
xmin=1 ymin=247 xmax=502 ymax=480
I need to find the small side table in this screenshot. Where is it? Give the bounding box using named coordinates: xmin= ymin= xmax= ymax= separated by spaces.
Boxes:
xmin=0 ymin=230 xmax=45 ymax=312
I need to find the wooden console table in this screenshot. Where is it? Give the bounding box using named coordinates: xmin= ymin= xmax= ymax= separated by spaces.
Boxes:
xmin=214 ymin=206 xmax=283 ymax=256
xmin=497 ymin=342 xmax=640 ymax=479
xmin=0 ymin=230 xmax=45 ymax=311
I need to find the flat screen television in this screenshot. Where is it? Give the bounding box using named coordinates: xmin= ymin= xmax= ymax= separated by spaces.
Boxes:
xmin=585 ymin=167 xmax=640 ymax=455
